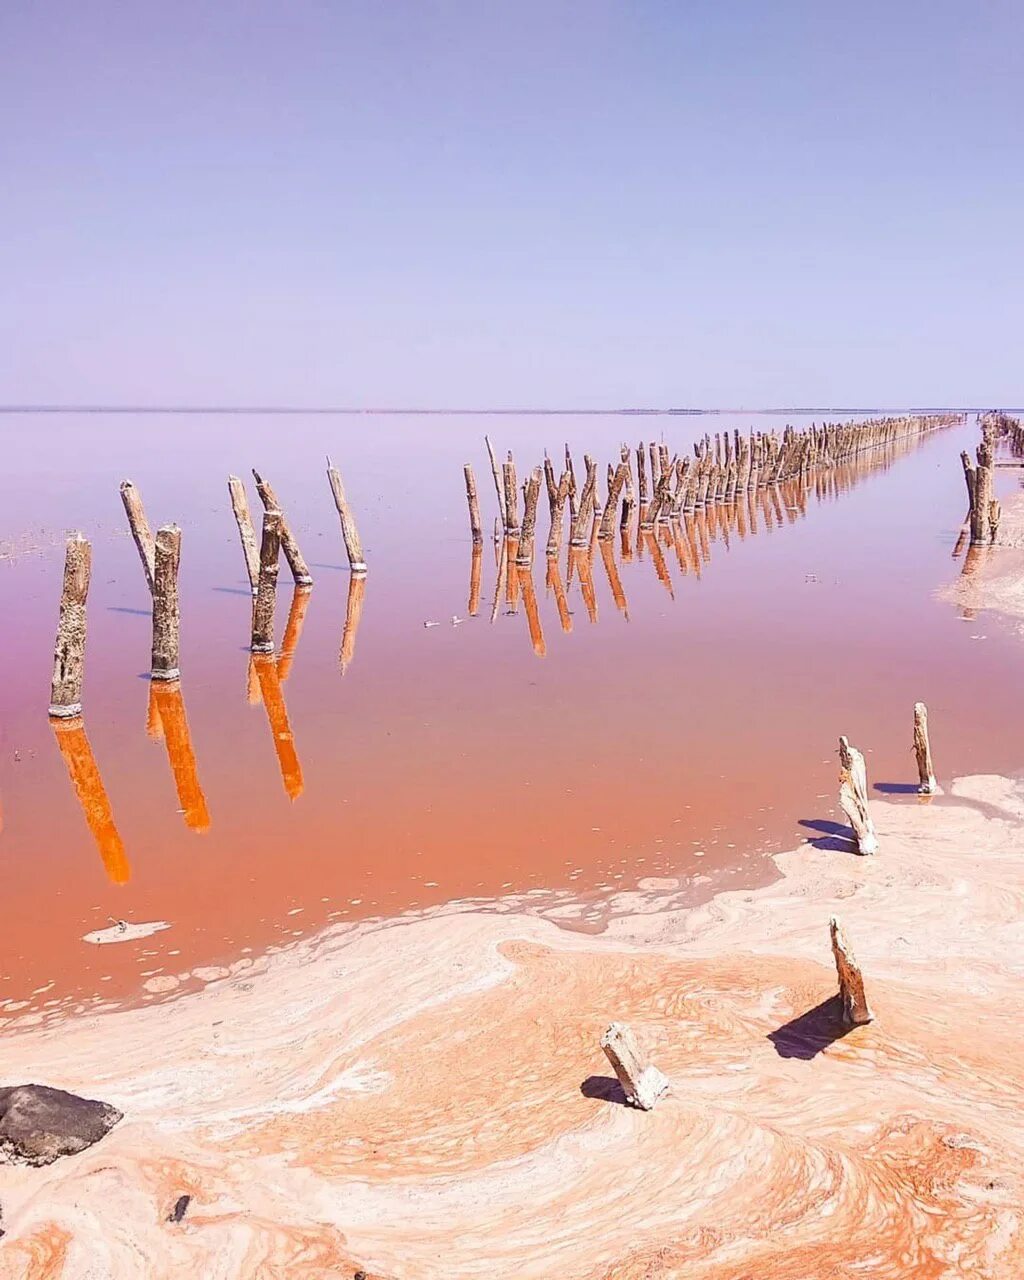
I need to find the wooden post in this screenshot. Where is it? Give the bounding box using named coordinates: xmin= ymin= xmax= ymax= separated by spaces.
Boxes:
xmin=151 ymin=524 xmax=182 ymax=681
xmin=484 ymin=435 xmax=504 ymax=518
xmin=546 ymin=471 xmax=570 ymax=558
xmin=49 ymin=533 xmax=91 ymax=718
xmin=463 ymin=464 xmax=483 ymax=545
xmin=52 ymin=717 xmax=130 ymax=885
xmin=251 ymin=510 xmax=281 ymax=654
xmin=228 ymin=475 xmax=260 ymax=594
xmin=913 ymin=702 xmax=937 ymax=795
xmin=516 ymin=467 xmax=542 ymax=565
xmin=119 ymin=480 xmax=155 ymax=593
xmin=326 ymin=456 xmax=367 ymax=574
xmin=502 ymin=460 xmax=520 ymax=536
xmin=988 ymin=498 xmax=1002 ymax=543
xmin=838 ymin=736 xmax=878 ymax=855
xmin=598 ymin=462 xmax=629 ymax=540
xmin=252 ymin=471 xmax=313 ymax=587
xmin=829 ymin=916 xmax=873 ymax=1027
xmin=636 ymin=441 xmax=648 ymax=502
xmin=600 ymin=1022 xmax=669 ymax=1111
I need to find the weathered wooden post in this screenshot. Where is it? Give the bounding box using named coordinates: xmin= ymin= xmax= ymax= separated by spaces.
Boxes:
xmin=251 ymin=510 xmax=282 ymax=654
xmin=326 ymin=456 xmax=367 ymax=574
xmin=151 ymin=524 xmax=182 ymax=682
xmin=49 ymin=533 xmax=91 ymax=719
xmin=829 ymin=916 xmax=873 ymax=1026
xmin=502 ymin=459 xmax=520 ymax=536
xmin=252 ymin=470 xmax=313 ymax=587
xmin=484 ymin=435 xmax=504 ymax=518
xmin=463 ymin=464 xmax=483 ymax=546
xmin=600 ymin=1022 xmax=669 ymax=1111
xmin=913 ymin=702 xmax=937 ymax=795
xmin=516 ymin=467 xmax=542 ymax=566
xmin=119 ymin=480 xmax=155 ymax=593
xmin=228 ymin=475 xmax=260 ymax=594
xmin=838 ymin=736 xmax=878 ymax=855
xmin=546 ymin=471 xmax=570 ymax=558
xmin=598 ymin=462 xmax=629 ymax=540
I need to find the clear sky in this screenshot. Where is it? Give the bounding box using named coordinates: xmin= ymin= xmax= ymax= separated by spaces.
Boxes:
xmin=3 ymin=1 xmax=1022 ymax=408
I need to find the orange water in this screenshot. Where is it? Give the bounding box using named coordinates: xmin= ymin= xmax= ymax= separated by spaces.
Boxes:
xmin=0 ymin=412 xmax=1020 ymax=1019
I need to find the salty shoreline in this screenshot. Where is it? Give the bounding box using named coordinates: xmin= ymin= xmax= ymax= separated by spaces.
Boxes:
xmin=1 ymin=772 xmax=1022 ymax=1278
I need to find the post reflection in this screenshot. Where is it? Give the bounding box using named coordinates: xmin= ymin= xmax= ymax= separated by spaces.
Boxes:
xmin=147 ymin=680 xmax=211 ymax=833
xmin=52 ymin=717 xmax=130 ymax=885
xmin=252 ymin=653 xmax=304 ymax=801
xmin=518 ymin=565 xmax=546 ymax=657
xmin=278 ymin=585 xmax=312 ymax=683
xmin=340 ymin=574 xmax=366 ymax=675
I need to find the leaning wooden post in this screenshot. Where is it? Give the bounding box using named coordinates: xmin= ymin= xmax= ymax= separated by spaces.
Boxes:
xmin=838 ymin=735 xmax=878 ymax=855
xmin=228 ymin=475 xmax=260 ymax=594
xmin=598 ymin=462 xmax=629 ymax=540
xmin=252 ymin=471 xmax=313 ymax=587
xmin=516 ymin=468 xmax=542 ymax=565
xmin=151 ymin=524 xmax=182 ymax=681
xmin=326 ymin=456 xmax=367 ymax=575
xmin=829 ymin=916 xmax=873 ymax=1026
xmin=484 ymin=435 xmax=504 ymax=519
xmin=49 ymin=533 xmax=91 ymax=718
xmin=251 ymin=511 xmax=282 ymax=654
xmin=600 ymin=1022 xmax=669 ymax=1111
xmin=913 ymin=702 xmax=937 ymax=795
xmin=119 ymin=480 xmax=155 ymax=593
xmin=463 ymin=464 xmax=483 ymax=545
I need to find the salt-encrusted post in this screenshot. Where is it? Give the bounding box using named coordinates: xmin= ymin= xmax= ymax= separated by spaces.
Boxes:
xmin=251 ymin=510 xmax=282 ymax=654
xmin=829 ymin=916 xmax=873 ymax=1027
xmin=598 ymin=462 xmax=630 ymax=540
xmin=119 ymin=480 xmax=155 ymax=593
xmin=913 ymin=702 xmax=937 ymax=795
xmin=252 ymin=470 xmax=313 ymax=587
xmin=49 ymin=533 xmax=91 ymax=718
xmin=326 ymin=456 xmax=367 ymax=575
xmin=502 ymin=459 xmax=520 ymax=536
xmin=151 ymin=524 xmax=182 ymax=681
xmin=463 ymin=464 xmax=483 ymax=545
xmin=600 ymin=1022 xmax=669 ymax=1111
xmin=228 ymin=475 xmax=261 ymax=594
xmin=838 ymin=735 xmax=878 ymax=855
xmin=516 ymin=467 xmax=542 ymax=566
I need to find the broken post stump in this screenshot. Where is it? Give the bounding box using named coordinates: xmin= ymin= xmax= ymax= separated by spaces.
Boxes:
xmin=119 ymin=480 xmax=156 ymax=593
xmin=326 ymin=456 xmax=367 ymax=574
xmin=251 ymin=510 xmax=282 ymax=654
xmin=838 ymin=735 xmax=878 ymax=855
xmin=49 ymin=533 xmax=91 ymax=718
xmin=252 ymin=470 xmax=313 ymax=587
xmin=463 ymin=463 xmax=483 ymax=545
xmin=151 ymin=524 xmax=182 ymax=681
xmin=600 ymin=1022 xmax=669 ymax=1111
xmin=228 ymin=475 xmax=261 ymax=594
xmin=516 ymin=467 xmax=542 ymax=565
xmin=829 ymin=915 xmax=874 ymax=1027
xmin=913 ymin=702 xmax=937 ymax=795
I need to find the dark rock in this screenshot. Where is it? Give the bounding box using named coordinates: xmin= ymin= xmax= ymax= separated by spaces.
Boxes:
xmin=0 ymin=1084 xmax=122 ymax=1167
xmin=168 ymin=1194 xmax=191 ymax=1224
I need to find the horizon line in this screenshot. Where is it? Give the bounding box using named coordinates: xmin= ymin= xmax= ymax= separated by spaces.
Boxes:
xmin=0 ymin=404 xmax=1006 ymax=418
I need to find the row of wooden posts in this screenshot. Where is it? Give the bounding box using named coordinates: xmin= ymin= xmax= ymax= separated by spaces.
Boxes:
xmin=462 ymin=413 xmax=965 ymax=564
xmin=604 ymin=702 xmax=938 ymax=1109
xmin=48 ymin=459 xmax=366 ymax=718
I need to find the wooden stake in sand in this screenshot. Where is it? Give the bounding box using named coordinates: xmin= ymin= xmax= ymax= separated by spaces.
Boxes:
xmin=600 ymin=1022 xmax=669 ymax=1111
xmin=252 ymin=470 xmax=313 ymax=587
xmin=913 ymin=702 xmax=937 ymax=795
xmin=49 ymin=533 xmax=91 ymax=719
xmin=829 ymin=915 xmax=873 ymax=1027
xmin=326 ymin=456 xmax=367 ymax=574
xmin=119 ymin=480 xmax=156 ymax=593
xmin=463 ymin=464 xmax=483 ymax=545
xmin=228 ymin=475 xmax=261 ymax=594
xmin=838 ymin=735 xmax=878 ymax=855
xmin=151 ymin=524 xmax=182 ymax=681
xmin=251 ymin=510 xmax=282 ymax=654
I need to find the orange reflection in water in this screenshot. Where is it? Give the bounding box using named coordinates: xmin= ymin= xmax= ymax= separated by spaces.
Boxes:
xmin=51 ymin=716 xmax=131 ymax=885
xmin=147 ymin=681 xmax=211 ymax=833
xmin=252 ymin=653 xmax=304 ymax=801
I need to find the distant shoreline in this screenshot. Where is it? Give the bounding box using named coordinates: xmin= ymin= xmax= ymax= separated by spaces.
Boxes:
xmin=0 ymin=404 xmax=1009 ymax=417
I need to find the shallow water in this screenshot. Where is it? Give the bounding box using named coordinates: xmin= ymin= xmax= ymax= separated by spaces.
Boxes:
xmin=0 ymin=412 xmax=1020 ymax=1019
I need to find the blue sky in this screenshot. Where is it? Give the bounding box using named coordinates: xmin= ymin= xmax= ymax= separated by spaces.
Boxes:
xmin=3 ymin=1 xmax=1022 ymax=407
